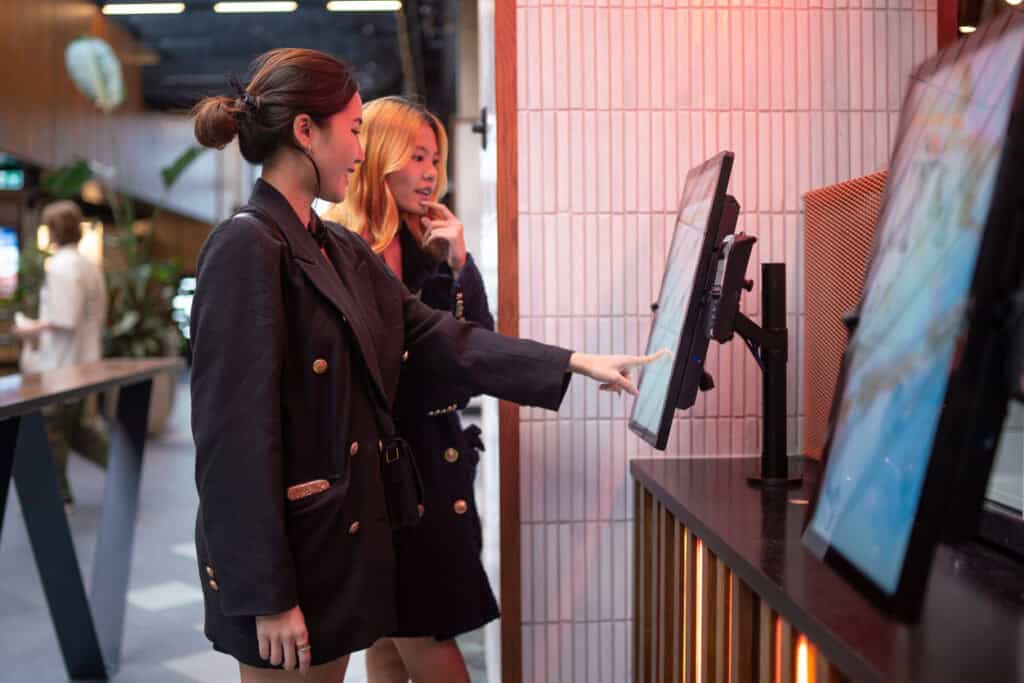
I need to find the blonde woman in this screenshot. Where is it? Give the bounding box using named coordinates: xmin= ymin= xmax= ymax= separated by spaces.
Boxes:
xmin=325 ymin=97 xmax=494 ymax=682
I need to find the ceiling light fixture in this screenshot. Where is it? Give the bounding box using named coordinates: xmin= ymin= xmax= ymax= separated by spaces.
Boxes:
xmin=213 ymin=1 xmax=299 ymax=12
xmin=326 ymin=1 xmax=402 ymax=11
xmin=102 ymin=3 xmax=186 ymax=14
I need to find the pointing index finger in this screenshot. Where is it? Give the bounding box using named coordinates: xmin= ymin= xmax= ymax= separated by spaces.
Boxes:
xmin=628 ymin=349 xmax=672 ymax=367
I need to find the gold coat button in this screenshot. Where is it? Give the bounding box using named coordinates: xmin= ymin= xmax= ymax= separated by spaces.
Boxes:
xmin=378 ymin=440 xmax=384 ymax=452
xmin=205 ymin=566 xmax=215 ymax=578
xmin=208 ymin=579 xmax=220 ymax=591
xmin=349 ymin=442 xmax=359 ymax=456
xmin=444 ymin=448 xmax=459 ymax=463
xmin=402 ymin=350 xmax=409 ymax=363
xmin=454 ymin=499 xmax=468 ymax=515
xmin=348 ymin=521 xmax=361 ymax=535
xmin=312 ymin=358 xmax=328 ymax=375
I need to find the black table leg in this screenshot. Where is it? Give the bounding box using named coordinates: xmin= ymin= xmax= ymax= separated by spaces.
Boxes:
xmin=90 ymin=379 xmax=152 ymax=674
xmin=0 ymin=417 xmax=19 ymax=538
xmin=13 ymin=410 xmax=106 ymax=679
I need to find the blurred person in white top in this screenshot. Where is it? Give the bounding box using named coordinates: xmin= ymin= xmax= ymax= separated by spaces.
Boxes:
xmin=14 ymin=200 xmax=109 ymax=509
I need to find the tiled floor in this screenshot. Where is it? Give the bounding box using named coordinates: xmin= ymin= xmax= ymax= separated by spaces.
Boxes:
xmin=0 ymin=374 xmax=488 ymax=682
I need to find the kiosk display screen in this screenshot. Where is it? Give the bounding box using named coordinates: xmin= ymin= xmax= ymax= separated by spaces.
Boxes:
xmin=805 ymin=11 xmax=1024 ymax=610
xmin=630 ymin=151 xmax=734 ymax=450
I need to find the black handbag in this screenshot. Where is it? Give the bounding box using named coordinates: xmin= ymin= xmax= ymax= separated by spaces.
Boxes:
xmin=235 ymin=207 xmax=425 ymax=530
xmin=377 ymin=435 xmax=425 ymax=530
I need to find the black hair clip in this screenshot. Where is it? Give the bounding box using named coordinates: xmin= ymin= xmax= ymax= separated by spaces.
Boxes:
xmin=228 ymin=75 xmax=261 ymax=117
xmin=241 ymin=92 xmax=261 ymax=113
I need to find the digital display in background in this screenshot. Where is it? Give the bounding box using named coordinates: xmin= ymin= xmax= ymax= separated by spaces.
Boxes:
xmin=0 ymin=226 xmax=19 ymax=299
xmin=806 ymin=15 xmax=1024 ymax=595
xmin=0 ymin=170 xmax=24 ymax=191
xmin=630 ymin=159 xmax=723 ymax=440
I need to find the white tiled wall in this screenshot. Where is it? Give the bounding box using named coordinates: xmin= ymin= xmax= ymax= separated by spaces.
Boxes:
xmin=515 ymin=0 xmax=936 ymax=680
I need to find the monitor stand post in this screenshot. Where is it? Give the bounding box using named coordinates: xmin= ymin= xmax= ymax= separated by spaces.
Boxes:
xmin=736 ymin=263 xmax=802 ymax=487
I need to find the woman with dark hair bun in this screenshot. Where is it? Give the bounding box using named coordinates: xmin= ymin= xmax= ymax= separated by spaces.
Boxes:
xmin=189 ymin=48 xmax=660 ymax=682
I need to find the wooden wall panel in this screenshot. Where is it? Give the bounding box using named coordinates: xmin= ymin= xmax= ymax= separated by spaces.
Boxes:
xmin=0 ymin=1 xmax=234 ymax=225
xmin=496 ymin=0 xmax=521 ymax=679
xmin=632 ymin=497 xmax=854 ymax=682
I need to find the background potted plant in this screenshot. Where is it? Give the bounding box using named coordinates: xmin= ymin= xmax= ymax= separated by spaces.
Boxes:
xmin=41 ymin=150 xmax=202 ymax=435
xmin=26 ymin=36 xmax=205 ymax=435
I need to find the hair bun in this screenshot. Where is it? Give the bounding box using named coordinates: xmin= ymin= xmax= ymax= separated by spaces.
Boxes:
xmin=192 ymin=96 xmax=244 ymax=150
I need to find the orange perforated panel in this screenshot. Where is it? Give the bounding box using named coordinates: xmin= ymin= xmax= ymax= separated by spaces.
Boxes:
xmin=803 ymin=171 xmax=887 ymax=458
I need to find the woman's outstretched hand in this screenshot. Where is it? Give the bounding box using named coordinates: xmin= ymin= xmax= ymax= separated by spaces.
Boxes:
xmin=569 ymin=349 xmax=671 ymax=396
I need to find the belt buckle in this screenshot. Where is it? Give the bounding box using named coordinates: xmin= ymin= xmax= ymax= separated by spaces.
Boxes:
xmin=384 ymin=445 xmax=401 ymax=464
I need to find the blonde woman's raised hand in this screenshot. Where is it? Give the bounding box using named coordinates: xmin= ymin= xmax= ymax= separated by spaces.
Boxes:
xmin=420 ymin=200 xmax=468 ymax=274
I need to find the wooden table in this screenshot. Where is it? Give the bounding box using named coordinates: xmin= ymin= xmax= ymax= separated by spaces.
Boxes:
xmin=0 ymin=358 xmax=183 ymax=680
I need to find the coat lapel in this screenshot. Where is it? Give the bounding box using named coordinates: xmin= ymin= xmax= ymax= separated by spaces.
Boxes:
xmin=247 ymin=181 xmax=389 ymax=405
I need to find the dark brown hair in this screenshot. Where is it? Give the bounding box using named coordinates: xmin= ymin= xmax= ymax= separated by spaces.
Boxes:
xmin=41 ymin=200 xmax=83 ymax=246
xmin=192 ymin=48 xmax=359 ymax=164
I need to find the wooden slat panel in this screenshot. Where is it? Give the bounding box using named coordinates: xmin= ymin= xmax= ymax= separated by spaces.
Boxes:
xmin=729 ymin=575 xmax=756 ymax=683
xmin=814 ymin=646 xmax=830 ymax=683
xmin=798 ymin=636 xmax=816 ymax=683
xmin=778 ymin=619 xmax=794 ymax=683
xmin=714 ymin=559 xmax=729 ymax=683
xmin=683 ymin=530 xmax=697 ymax=683
xmin=654 ymin=501 xmax=665 ymax=683
xmin=699 ymin=544 xmax=717 ymax=683
xmin=757 ymin=603 xmax=773 ymax=683
xmin=660 ymin=505 xmax=678 ymax=682
xmin=670 ymin=520 xmax=684 ymax=683
xmin=640 ymin=488 xmax=655 ymax=682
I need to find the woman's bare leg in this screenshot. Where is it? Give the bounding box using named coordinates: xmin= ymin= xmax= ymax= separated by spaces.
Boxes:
xmin=366 ymin=638 xmax=411 ymax=683
xmin=391 ymin=637 xmax=469 ymax=683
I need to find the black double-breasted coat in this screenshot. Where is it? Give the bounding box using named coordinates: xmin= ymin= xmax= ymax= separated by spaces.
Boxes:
xmin=388 ymin=227 xmax=499 ymax=639
xmin=189 ymin=179 xmax=571 ymax=666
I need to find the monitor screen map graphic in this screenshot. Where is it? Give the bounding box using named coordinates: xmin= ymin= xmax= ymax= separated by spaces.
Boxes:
xmin=806 ymin=14 xmax=1024 ymax=596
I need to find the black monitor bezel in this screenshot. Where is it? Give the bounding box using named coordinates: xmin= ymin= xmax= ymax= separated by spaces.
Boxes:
xmin=629 ymin=150 xmax=735 ymax=451
xmin=803 ymin=12 xmax=1024 ymax=620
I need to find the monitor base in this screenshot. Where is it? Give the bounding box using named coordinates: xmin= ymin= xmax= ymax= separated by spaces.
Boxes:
xmin=747 ymin=473 xmax=804 ymax=488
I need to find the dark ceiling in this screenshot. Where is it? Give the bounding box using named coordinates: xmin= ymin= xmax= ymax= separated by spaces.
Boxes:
xmin=99 ymin=0 xmax=456 ymax=118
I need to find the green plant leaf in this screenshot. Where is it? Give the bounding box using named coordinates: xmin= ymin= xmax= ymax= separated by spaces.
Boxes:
xmin=43 ymin=160 xmax=93 ymax=198
xmin=161 ymin=147 xmax=204 ymax=190
xmin=111 ymin=310 xmax=141 ymax=337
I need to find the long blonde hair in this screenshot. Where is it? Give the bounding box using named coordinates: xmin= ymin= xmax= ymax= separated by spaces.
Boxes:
xmin=324 ymin=96 xmax=449 ymax=254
